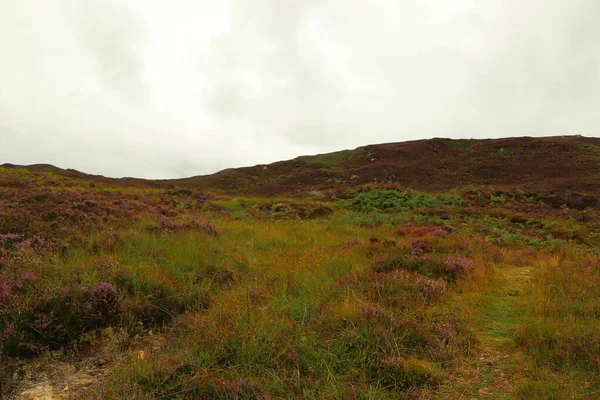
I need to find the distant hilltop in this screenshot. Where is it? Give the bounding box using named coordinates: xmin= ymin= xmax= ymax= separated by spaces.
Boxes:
xmin=3 ymin=135 xmax=600 ymax=196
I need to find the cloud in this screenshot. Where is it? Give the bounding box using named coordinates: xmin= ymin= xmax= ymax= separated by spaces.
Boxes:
xmin=74 ymin=0 xmax=148 ymax=101
xmin=0 ymin=0 xmax=598 ymax=178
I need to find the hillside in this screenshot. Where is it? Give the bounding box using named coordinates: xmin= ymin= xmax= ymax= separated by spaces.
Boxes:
xmin=169 ymin=135 xmax=600 ymax=195
xmin=1 ymin=136 xmax=600 ymax=399
xmin=5 ymin=136 xmax=600 ymax=196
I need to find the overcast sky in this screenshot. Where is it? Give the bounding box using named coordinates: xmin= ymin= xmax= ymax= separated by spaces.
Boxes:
xmin=0 ymin=1 xmax=598 ymax=179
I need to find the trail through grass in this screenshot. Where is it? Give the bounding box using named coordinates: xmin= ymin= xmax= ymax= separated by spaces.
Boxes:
xmin=424 ymin=258 xmax=532 ymax=399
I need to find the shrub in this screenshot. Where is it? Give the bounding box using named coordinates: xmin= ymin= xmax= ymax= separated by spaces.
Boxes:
xmin=337 ymin=190 xmax=467 ymax=213
xmin=442 ymin=255 xmax=473 ymax=280
xmin=114 ymin=269 xmax=211 ymax=328
xmin=253 ymin=202 xmax=334 ymax=220
xmin=80 ymin=282 xmax=120 ymax=327
xmin=1 ymin=282 xmax=121 ymax=357
xmin=147 ymin=216 xmax=219 ymax=236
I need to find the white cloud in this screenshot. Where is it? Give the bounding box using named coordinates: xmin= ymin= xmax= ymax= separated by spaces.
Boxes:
xmin=0 ymin=0 xmax=598 ymax=178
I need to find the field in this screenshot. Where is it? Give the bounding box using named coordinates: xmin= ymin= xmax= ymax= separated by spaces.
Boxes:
xmin=1 ymin=138 xmax=600 ymax=399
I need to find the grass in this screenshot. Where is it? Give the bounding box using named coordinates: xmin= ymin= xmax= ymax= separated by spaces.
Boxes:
xmin=1 ymin=169 xmax=600 ymax=398
xmin=448 ymin=140 xmax=479 ymax=151
xmin=304 ymin=149 xmax=356 ymax=164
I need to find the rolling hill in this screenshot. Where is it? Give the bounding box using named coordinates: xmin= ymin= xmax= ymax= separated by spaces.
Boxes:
xmin=4 ymin=135 xmax=600 ymax=195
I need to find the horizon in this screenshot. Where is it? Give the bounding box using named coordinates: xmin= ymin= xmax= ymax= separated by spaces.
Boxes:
xmin=1 ymin=134 xmax=595 ymax=181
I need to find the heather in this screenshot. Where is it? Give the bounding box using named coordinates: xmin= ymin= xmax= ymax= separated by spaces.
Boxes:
xmin=1 ymin=165 xmax=600 ymax=399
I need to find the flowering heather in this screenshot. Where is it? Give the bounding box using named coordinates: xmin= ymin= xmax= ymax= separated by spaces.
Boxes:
xmin=395 ymin=224 xmax=449 ymax=238
xmin=408 ymin=238 xmax=434 ymax=258
xmin=442 ymin=255 xmax=473 ymax=279
xmin=147 ymin=216 xmax=219 ymax=236
xmin=0 ymin=233 xmax=23 ymax=247
xmin=0 ymin=268 xmax=38 ymax=306
xmin=361 ymin=304 xmax=385 ymax=318
xmin=81 ymin=282 xmax=120 ymax=325
xmin=417 ymin=275 xmax=448 ymax=301
xmin=1 ymin=163 xmax=600 ymax=398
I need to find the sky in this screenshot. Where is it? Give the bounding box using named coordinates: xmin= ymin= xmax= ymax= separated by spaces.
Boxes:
xmin=0 ymin=1 xmax=599 ymax=179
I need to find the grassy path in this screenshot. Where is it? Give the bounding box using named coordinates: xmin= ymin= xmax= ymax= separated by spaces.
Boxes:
xmin=422 ymin=261 xmax=532 ymax=399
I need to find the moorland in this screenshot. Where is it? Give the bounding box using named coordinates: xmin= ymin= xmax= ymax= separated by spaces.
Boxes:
xmin=1 ymin=136 xmax=600 ymax=399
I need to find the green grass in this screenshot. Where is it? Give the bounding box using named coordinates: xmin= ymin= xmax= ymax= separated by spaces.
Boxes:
xmin=2 ymin=172 xmax=600 ymax=398
xmin=448 ymin=140 xmax=479 ymax=151
xmin=304 ymin=149 xmax=356 ymax=164
xmin=337 ymin=189 xmax=467 ymax=213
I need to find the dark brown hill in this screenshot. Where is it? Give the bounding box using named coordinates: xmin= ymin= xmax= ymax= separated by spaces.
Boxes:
xmin=4 ymin=135 xmax=600 ymax=195
xmin=0 ymin=163 xmax=163 ymax=188
xmin=167 ymin=135 xmax=600 ymax=195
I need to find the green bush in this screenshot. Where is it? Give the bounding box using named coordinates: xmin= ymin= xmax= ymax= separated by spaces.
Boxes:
xmin=337 ymin=190 xmax=467 ymax=213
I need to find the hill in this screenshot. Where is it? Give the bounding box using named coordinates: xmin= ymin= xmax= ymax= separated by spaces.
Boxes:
xmin=6 ymin=135 xmax=600 ymax=196
xmin=169 ymin=135 xmax=600 ymax=195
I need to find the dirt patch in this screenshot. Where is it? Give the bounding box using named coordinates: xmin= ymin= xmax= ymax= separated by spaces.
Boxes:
xmin=7 ymin=329 xmax=168 ymax=400
xmin=16 ymin=365 xmax=101 ymax=400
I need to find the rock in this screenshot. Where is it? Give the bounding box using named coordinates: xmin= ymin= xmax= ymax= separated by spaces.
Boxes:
xmin=20 ymin=381 xmax=60 ymax=400
xmin=71 ymin=374 xmax=95 ymax=387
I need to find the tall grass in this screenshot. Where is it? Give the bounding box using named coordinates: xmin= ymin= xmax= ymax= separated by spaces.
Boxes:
xmin=3 ymin=170 xmax=600 ymax=398
xmin=90 ymin=219 xmax=492 ymax=398
xmin=515 ymin=248 xmax=600 ymax=397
